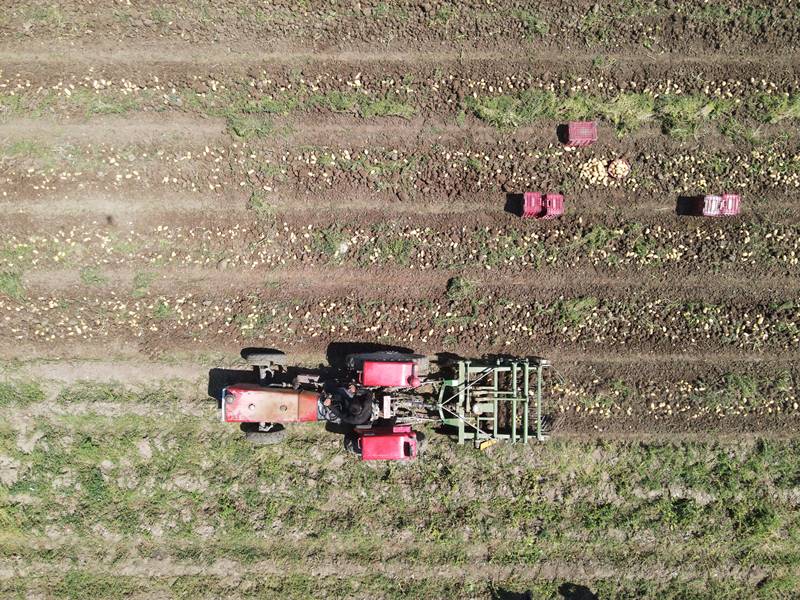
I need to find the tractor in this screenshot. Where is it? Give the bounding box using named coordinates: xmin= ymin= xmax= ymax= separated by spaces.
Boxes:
xmin=221 ymin=349 xmax=551 ymax=460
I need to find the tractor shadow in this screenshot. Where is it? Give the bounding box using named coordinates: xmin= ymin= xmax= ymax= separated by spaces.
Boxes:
xmin=325 ymin=341 xmax=414 ymax=369
xmin=491 ymin=583 xmax=597 ymax=600
xmin=482 ymin=352 xmax=549 ymax=365
xmin=431 ymin=352 xmax=462 ymax=377
xmin=558 ymin=583 xmax=598 ymax=600
xmin=207 ymin=367 xmax=259 ymax=407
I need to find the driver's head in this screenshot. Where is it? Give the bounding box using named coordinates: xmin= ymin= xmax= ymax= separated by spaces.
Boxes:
xmin=347 ymin=395 xmax=372 ymax=424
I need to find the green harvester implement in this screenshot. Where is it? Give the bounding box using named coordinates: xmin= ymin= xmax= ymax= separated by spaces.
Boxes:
xmin=436 ymin=357 xmax=551 ymax=446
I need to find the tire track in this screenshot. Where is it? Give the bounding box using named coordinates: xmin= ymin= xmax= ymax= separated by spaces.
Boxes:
xmin=20 ymin=266 xmax=800 ymax=300
xmin=2 ymin=46 xmax=799 ymax=66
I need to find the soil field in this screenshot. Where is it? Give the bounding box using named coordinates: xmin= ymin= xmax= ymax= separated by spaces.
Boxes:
xmin=2 ymin=2 xmax=800 ymax=599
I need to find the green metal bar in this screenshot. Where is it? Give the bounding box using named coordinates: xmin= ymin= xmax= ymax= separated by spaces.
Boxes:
xmin=536 ymin=363 xmax=543 ymax=441
xmin=511 ymin=361 xmax=518 ymax=444
xmin=458 ymin=361 xmax=465 ymax=445
xmin=522 ymin=361 xmax=529 ymax=444
xmin=492 ymin=365 xmax=498 ymax=439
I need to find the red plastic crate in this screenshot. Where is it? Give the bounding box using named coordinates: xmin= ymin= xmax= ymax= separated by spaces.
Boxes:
xmin=359 ymin=425 xmax=417 ymax=461
xmin=521 ymin=192 xmax=564 ymax=219
xmin=566 ymin=121 xmax=598 ymax=147
xmin=542 ymin=193 xmax=564 ymax=219
xmin=721 ymin=193 xmax=741 ymax=215
xmin=700 ymin=194 xmax=741 ymax=217
xmin=521 ymin=192 xmax=542 ymax=218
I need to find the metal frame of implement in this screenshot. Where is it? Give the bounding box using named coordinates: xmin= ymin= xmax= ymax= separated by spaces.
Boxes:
xmin=436 ymin=357 xmax=550 ymax=447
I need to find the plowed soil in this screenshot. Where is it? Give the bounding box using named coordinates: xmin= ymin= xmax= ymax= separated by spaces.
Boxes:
xmin=2 ymin=3 xmax=800 ymax=598
xmin=2 ymin=4 xmax=799 ymax=434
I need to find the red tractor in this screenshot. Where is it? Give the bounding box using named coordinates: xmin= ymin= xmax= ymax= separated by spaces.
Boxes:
xmin=221 ymin=350 xmax=551 ymax=461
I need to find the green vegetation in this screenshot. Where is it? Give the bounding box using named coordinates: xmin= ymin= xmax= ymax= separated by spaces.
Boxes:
xmin=2 ymin=398 xmax=800 ymax=598
xmin=514 ymin=9 xmax=549 ymax=37
xmin=359 ymin=95 xmax=415 ymax=119
xmin=19 ymin=5 xmax=64 ymax=25
xmin=2 ymin=78 xmax=797 ymax=139
xmin=657 ymin=95 xmax=733 ymax=139
xmin=131 ymin=271 xmax=155 ymax=298
xmin=555 ymin=296 xmax=598 ymax=326
xmin=373 ymin=237 xmax=416 ymax=265
xmin=752 ymin=92 xmax=800 ymax=124
xmin=150 ymin=7 xmax=175 ymax=24
xmin=692 ymin=371 xmax=797 ymax=410
xmin=152 ymin=300 xmax=174 ymax=320
xmin=226 ymin=114 xmax=275 ymax=139
xmin=55 ymin=381 xmax=182 ymax=405
xmin=467 ymin=90 xmax=560 ymax=129
xmin=310 ymin=226 xmax=348 ymax=260
xmin=308 ymin=91 xmax=416 ymax=119
xmin=0 ymin=85 xmax=416 ymax=135
xmin=688 ymin=4 xmax=774 ymax=32
xmin=445 ymin=276 xmax=474 ymax=302
xmin=373 ymin=3 xmax=409 ymax=20
xmin=79 ymin=267 xmax=107 ymax=286
xmin=1 ymin=139 xmax=53 ymax=160
xmin=221 ymin=89 xmax=415 ymax=127
xmin=308 ymin=90 xmax=359 ymax=113
xmin=596 ymin=93 xmax=654 ymax=134
xmin=0 ymin=271 xmax=24 ymax=300
xmin=431 ymin=5 xmax=457 ymax=27
xmin=67 ymin=88 xmax=146 ymax=116
xmin=0 ymin=380 xmax=44 ymax=406
xmin=466 ymin=90 xmax=754 ymax=137
xmin=246 ymin=192 xmax=275 ymax=220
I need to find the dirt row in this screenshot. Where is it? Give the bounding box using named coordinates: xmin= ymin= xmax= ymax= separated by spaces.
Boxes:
xmin=3 ymin=134 xmax=799 ymax=222
xmin=2 ymin=0 xmax=799 ymax=54
xmin=18 ymin=266 xmax=800 ymax=298
xmin=4 ymin=113 xmax=795 ymax=150
xmin=3 ymin=7 xmax=799 ymax=446
xmin=2 ymin=212 xmax=798 ymax=278
xmin=3 ymin=351 xmax=798 ymax=437
xmin=2 ymin=55 xmax=798 ymax=123
xmin=3 ymin=280 xmax=798 ymax=355
xmin=4 ymin=51 xmax=799 ymax=87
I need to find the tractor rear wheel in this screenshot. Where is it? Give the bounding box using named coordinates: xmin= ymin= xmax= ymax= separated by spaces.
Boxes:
xmin=240 ymin=422 xmax=287 ymax=445
xmin=346 ymin=351 xmax=429 ymax=376
xmin=343 ymin=432 xmax=361 ymax=455
xmin=415 ymin=432 xmax=428 ymax=456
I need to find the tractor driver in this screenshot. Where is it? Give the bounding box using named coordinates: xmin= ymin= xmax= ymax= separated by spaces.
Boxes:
xmin=319 ymin=383 xmax=373 ymax=425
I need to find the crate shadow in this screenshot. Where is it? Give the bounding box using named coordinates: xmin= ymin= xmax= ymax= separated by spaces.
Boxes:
xmin=505 ymin=193 xmax=524 ymax=217
xmin=676 ymin=195 xmax=702 ymax=216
